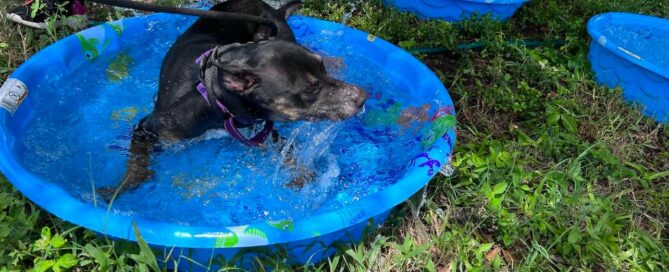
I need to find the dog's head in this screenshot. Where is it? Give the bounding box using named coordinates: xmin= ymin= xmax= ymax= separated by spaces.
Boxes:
xmin=203 ymin=40 xmax=367 ymax=122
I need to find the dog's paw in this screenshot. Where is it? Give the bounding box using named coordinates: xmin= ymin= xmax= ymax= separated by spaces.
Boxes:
xmin=123 ymin=166 xmax=155 ymax=188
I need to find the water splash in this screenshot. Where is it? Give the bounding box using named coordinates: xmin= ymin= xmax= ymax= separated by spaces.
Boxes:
xmin=341 ymin=4 xmax=357 ymax=25
xmin=404 ymin=185 xmax=428 ymax=219
xmin=293 ymin=122 xmax=341 ymax=169
xmin=272 ymin=123 xmax=306 ymax=185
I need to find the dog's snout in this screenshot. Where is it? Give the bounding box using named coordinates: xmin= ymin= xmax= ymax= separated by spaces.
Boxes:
xmin=354 ymin=86 xmax=367 ymax=105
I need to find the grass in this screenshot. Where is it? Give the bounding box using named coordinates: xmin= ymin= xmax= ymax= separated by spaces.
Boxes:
xmin=1 ymin=0 xmax=669 ymax=271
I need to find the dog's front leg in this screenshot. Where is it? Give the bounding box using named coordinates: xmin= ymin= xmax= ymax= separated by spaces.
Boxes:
xmin=97 ymin=120 xmax=157 ymax=202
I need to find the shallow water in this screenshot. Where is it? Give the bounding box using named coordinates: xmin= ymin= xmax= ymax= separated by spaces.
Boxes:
xmin=602 ymin=23 xmax=669 ymax=70
xmin=18 ymin=15 xmax=452 ymax=227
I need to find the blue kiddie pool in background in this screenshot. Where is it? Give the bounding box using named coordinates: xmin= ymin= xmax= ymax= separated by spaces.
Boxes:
xmin=0 ymin=12 xmax=456 ymax=271
xmin=588 ymin=13 xmax=669 ymax=123
xmin=383 ymin=0 xmax=529 ymax=21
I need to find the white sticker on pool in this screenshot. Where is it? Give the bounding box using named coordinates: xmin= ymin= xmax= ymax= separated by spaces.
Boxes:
xmin=598 ymin=35 xmax=607 ymax=46
xmin=0 ymin=78 xmax=28 ymax=115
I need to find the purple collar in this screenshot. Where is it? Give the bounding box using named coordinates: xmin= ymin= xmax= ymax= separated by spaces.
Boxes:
xmin=197 ymin=48 xmax=274 ymax=147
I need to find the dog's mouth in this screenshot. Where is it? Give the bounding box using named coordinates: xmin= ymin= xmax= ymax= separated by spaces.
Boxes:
xmin=305 ymin=98 xmax=367 ymax=122
xmin=335 ymin=101 xmax=367 ymax=120
xmin=319 ymin=87 xmax=368 ymax=121
xmin=356 ymin=105 xmax=366 ymax=116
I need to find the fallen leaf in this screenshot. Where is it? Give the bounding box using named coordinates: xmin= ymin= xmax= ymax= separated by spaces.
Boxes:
xmin=485 ymin=245 xmax=502 ymax=262
xmin=502 ymin=249 xmax=515 ymax=265
xmin=438 ymin=261 xmax=453 ymax=272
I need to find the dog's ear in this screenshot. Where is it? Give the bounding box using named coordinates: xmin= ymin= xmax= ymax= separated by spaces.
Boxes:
xmin=211 ymin=44 xmax=260 ymax=92
xmin=278 ymin=1 xmax=302 ymax=19
xmin=220 ymin=67 xmax=260 ymax=93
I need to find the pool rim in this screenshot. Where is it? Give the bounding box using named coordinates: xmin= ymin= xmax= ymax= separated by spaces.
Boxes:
xmin=0 ymin=13 xmax=456 ymax=249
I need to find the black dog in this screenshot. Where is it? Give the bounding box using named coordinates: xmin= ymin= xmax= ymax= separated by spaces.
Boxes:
xmin=97 ymin=0 xmax=367 ymax=201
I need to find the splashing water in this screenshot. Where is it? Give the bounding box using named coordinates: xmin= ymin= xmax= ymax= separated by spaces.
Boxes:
xmin=17 ymin=15 xmax=452 ymax=227
xmin=341 ymin=4 xmax=357 ymax=25
xmin=407 ymin=185 xmax=428 ymax=219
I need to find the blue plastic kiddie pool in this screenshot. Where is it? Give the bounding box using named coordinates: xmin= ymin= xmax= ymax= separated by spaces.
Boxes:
xmin=383 ymin=0 xmax=529 ymax=22
xmin=0 ymin=13 xmax=456 ymax=270
xmin=588 ymin=12 xmax=669 ymax=123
